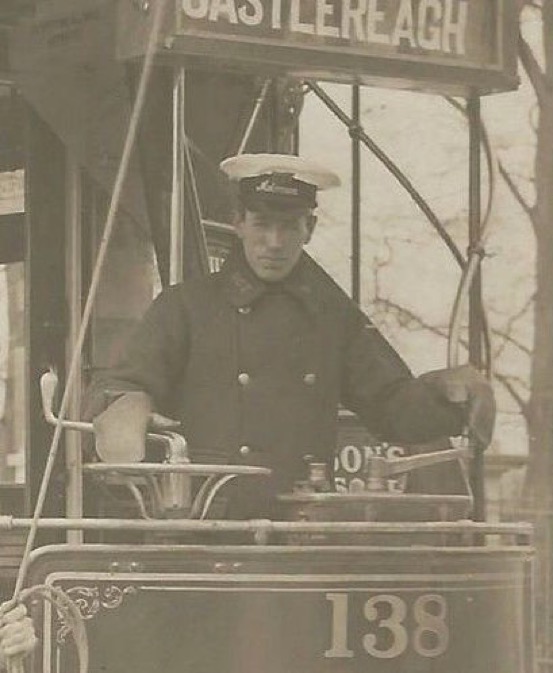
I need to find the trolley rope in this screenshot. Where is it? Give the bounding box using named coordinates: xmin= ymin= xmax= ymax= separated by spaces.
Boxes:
xmin=6 ymin=1 xmax=170 ymax=671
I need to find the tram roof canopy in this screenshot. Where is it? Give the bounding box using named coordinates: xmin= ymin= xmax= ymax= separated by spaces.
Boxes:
xmin=1 ymin=1 xmax=520 ymax=96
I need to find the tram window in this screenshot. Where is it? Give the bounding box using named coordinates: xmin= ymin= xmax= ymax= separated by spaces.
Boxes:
xmin=0 ymin=96 xmax=25 ymax=265
xmin=0 ymin=161 xmax=26 ymax=484
xmin=0 ymin=261 xmax=26 ymax=484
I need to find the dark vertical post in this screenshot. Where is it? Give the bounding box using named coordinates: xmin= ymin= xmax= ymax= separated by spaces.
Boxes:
xmin=467 ymin=93 xmax=486 ymax=521
xmin=351 ymin=84 xmax=361 ymax=304
xmin=25 ymin=103 xmax=66 ymax=527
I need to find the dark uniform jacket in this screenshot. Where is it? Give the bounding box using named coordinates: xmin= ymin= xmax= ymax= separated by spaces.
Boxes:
xmin=88 ymin=246 xmax=463 ymax=492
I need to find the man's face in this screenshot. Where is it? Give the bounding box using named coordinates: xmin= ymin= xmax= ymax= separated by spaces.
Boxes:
xmin=235 ymin=207 xmax=315 ymax=282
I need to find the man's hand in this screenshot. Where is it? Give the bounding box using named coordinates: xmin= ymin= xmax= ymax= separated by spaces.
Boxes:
xmin=419 ymin=364 xmax=496 ymax=447
xmin=0 ymin=603 xmax=37 ymax=669
xmin=93 ymin=392 xmax=152 ymax=462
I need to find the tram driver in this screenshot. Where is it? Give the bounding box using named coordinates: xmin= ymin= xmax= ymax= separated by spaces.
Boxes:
xmin=85 ymin=153 xmax=495 ymax=515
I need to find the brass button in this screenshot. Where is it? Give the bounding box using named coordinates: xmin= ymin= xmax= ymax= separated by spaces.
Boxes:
xmin=238 ymin=372 xmax=250 ymax=386
xmin=238 ymin=306 xmax=251 ymax=315
xmin=239 ymin=445 xmax=251 ymax=456
xmin=303 ymin=373 xmax=317 ymax=386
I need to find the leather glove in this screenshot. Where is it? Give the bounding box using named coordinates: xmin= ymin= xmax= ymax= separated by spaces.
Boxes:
xmin=93 ymin=392 xmax=152 ymax=462
xmin=419 ymin=364 xmax=496 ymax=447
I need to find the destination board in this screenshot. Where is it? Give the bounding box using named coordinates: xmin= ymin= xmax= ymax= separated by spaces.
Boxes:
xmin=118 ymin=0 xmax=519 ymax=94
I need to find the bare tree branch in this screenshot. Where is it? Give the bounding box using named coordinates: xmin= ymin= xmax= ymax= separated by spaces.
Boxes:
xmin=495 ymin=372 xmax=531 ymax=419
xmin=375 ymin=297 xmax=532 ymax=359
xmin=519 ymin=36 xmax=550 ymax=106
xmin=498 ymin=160 xmax=535 ymax=220
xmin=447 ymin=92 xmax=535 ymax=221
xmin=492 ymin=330 xmax=532 ymax=358
xmin=373 ymin=298 xmax=448 ymax=337
xmin=373 ymin=298 xmax=531 ymax=416
xmin=493 ymin=293 xmax=536 ymax=359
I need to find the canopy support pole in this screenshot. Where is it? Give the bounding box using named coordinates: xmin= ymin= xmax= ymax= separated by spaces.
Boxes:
xmin=351 ymin=84 xmax=361 ymax=304
xmin=467 ymin=92 xmax=486 ymax=522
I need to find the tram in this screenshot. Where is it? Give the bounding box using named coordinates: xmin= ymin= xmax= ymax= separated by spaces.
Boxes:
xmin=0 ymin=1 xmax=535 ymax=672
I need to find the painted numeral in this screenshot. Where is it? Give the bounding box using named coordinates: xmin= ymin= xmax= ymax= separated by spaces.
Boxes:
xmin=325 ymin=592 xmax=449 ymax=660
xmin=363 ymin=594 xmax=408 ymax=659
xmin=413 ymin=594 xmax=449 ymax=657
xmin=324 ymin=593 xmax=354 ymax=658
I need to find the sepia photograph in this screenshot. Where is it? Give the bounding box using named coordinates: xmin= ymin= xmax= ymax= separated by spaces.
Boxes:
xmin=0 ymin=0 xmax=548 ymax=671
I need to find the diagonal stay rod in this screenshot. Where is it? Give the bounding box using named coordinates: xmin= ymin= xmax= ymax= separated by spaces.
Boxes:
xmin=306 ymin=81 xmax=465 ymax=270
xmin=237 ymin=79 xmax=271 ymax=155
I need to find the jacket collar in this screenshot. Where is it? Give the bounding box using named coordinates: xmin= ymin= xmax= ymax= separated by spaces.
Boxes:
xmin=219 ymin=244 xmax=321 ymax=314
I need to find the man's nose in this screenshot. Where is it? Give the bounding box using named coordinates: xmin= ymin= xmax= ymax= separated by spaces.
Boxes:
xmin=265 ymin=226 xmax=284 ymax=248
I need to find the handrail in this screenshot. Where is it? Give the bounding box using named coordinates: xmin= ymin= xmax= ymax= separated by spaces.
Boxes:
xmin=0 ymin=516 xmax=534 ymax=541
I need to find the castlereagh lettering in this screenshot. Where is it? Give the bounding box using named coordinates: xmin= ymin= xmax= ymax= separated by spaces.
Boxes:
xmin=181 ymin=0 xmax=470 ymax=56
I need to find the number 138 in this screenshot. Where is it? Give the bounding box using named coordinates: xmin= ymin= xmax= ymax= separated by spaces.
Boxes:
xmin=325 ymin=592 xmax=449 ymax=660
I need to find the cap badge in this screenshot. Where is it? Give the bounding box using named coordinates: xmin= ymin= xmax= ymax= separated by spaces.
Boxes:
xmin=255 ymin=176 xmax=299 ymax=197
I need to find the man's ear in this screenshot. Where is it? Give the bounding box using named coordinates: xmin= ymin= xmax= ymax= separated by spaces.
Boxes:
xmin=304 ymin=214 xmax=317 ymax=244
